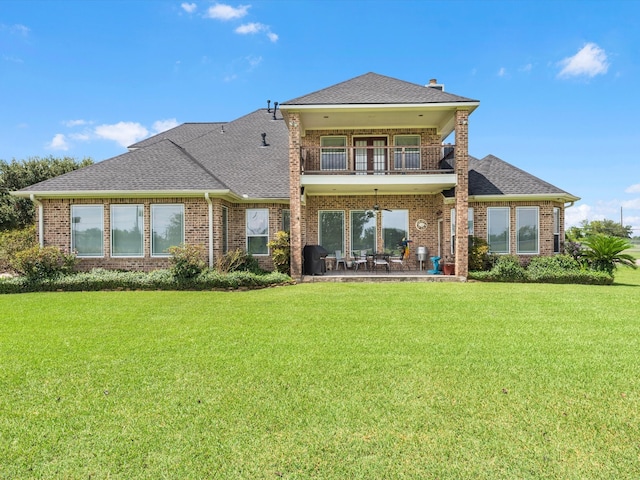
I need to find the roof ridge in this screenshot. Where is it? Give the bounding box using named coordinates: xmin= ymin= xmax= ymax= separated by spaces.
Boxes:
xmin=165 ymin=139 xmax=232 ymax=191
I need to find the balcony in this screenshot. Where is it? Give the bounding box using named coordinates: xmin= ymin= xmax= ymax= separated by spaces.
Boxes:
xmin=299 ymin=145 xmax=457 ymax=196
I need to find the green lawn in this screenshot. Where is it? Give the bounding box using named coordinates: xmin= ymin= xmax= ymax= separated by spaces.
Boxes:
xmin=1 ymin=269 xmax=639 ymax=479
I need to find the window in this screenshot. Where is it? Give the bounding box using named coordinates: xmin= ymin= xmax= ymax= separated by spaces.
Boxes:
xmin=350 ymin=211 xmax=376 ymax=254
xmin=516 ymin=207 xmax=539 ymax=254
xmin=222 ymin=206 xmax=229 ymax=255
xmin=487 ymin=207 xmax=510 ymax=253
xmin=382 ymin=210 xmax=409 ymax=255
xmin=71 ymin=205 xmax=103 ymax=257
xmin=553 ymin=207 xmax=560 ymax=253
xmin=320 ymin=136 xmax=347 ymax=171
xmin=282 ymin=209 xmax=290 ymax=232
xmin=319 ymin=211 xmax=344 ymax=256
xmin=151 ymin=204 xmax=184 ymax=256
xmin=111 ymin=205 xmax=144 ymax=257
xmin=451 ymin=208 xmax=474 ymax=254
xmin=394 ymin=135 xmax=420 ymax=169
xmin=246 ymin=208 xmax=269 ymax=255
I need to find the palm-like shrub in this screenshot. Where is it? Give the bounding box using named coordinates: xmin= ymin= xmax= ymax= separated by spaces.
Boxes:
xmin=580 ymin=234 xmax=637 ymax=275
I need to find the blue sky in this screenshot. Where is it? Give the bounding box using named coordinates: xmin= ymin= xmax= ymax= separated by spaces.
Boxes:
xmin=2 ymin=0 xmax=639 ymax=232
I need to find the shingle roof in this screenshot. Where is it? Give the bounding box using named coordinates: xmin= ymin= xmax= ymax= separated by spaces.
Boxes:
xmin=19 ymin=110 xmax=290 ymax=197
xmin=281 ymin=72 xmax=478 ymax=106
xmin=129 ymin=122 xmax=226 ymax=149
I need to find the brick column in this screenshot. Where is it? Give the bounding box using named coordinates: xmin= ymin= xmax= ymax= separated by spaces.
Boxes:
xmin=455 ymin=109 xmax=469 ymax=278
xmin=287 ymin=112 xmax=303 ymax=279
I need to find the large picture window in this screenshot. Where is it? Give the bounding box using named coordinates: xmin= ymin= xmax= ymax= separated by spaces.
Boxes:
xmin=382 ymin=210 xmax=408 ymax=255
xmin=350 ymin=211 xmax=376 ymax=254
xmin=246 ymin=208 xmax=269 ymax=255
xmin=151 ymin=204 xmax=184 ymax=256
xmin=516 ymin=207 xmax=539 ymax=254
xmin=394 ymin=135 xmax=420 ymax=170
xmin=111 ymin=205 xmax=144 ymax=257
xmin=487 ymin=207 xmax=510 ymax=254
xmin=71 ymin=205 xmax=104 ymax=257
xmin=320 ymin=136 xmax=347 ymax=171
xmin=319 ymin=211 xmax=344 ymax=256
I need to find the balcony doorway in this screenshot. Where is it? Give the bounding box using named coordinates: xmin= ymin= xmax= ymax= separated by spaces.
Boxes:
xmin=354 ymin=137 xmax=387 ymax=174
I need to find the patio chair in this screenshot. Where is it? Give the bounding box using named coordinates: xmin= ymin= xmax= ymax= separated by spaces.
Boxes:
xmin=389 ymin=255 xmax=405 ymax=271
xmin=373 ymin=253 xmax=390 ymax=273
xmin=335 ymin=250 xmax=347 ymax=270
xmin=353 ymin=250 xmax=368 ymax=271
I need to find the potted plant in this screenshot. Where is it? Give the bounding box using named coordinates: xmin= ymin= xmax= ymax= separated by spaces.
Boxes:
xmin=443 ymin=255 xmax=455 ymax=275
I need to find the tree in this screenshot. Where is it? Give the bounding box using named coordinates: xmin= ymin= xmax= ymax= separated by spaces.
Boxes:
xmin=0 ymin=156 xmax=93 ymax=231
xmin=570 ymin=219 xmax=633 ymax=239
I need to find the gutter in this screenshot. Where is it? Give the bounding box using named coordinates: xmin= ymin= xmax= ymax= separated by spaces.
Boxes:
xmin=30 ymin=194 xmax=44 ymax=247
xmin=204 ymin=193 xmax=214 ymax=268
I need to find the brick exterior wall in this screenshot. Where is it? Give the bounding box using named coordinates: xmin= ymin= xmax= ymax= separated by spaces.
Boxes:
xmin=454 ymin=110 xmax=469 ymax=278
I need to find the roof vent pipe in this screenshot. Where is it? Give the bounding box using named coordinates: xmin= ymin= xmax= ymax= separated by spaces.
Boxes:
xmin=272 ymin=102 xmax=278 ymax=120
xmin=261 ymin=132 xmax=268 ymax=147
xmin=426 ymin=79 xmax=444 ymax=91
xmin=267 ymin=99 xmax=271 ymax=113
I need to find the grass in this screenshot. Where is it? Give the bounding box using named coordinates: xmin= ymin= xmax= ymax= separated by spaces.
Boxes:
xmin=1 ymin=268 xmax=640 ymax=479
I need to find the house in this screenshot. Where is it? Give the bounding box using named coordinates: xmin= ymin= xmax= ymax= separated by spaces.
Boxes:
xmin=13 ymin=72 xmax=579 ymax=279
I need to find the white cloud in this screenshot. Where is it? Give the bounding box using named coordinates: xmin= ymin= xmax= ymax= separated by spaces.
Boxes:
xmin=2 ymin=54 xmax=23 ymax=64
xmin=625 ymin=184 xmax=640 ymax=194
xmin=205 ymin=3 xmax=250 ymax=20
xmin=558 ymin=42 xmax=609 ymax=78
xmin=47 ymin=134 xmax=69 ymax=151
xmin=246 ymin=55 xmax=262 ymax=69
xmin=94 ymin=122 xmax=149 ymax=147
xmin=622 ymin=198 xmax=640 ymax=210
xmin=152 ymin=118 xmax=179 ymax=133
xmin=235 ymin=22 xmax=278 ymax=42
xmin=181 ymin=2 xmax=197 ymax=13
xmin=63 ymin=119 xmax=90 ymax=127
xmin=497 ymin=67 xmax=506 ymax=77
xmin=1 ymin=23 xmax=30 ymax=36
xmin=519 ymin=63 xmax=533 ymax=73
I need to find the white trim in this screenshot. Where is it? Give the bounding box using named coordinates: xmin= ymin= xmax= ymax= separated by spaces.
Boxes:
xmin=71 ymin=204 xmax=104 ymax=258
xmin=150 ymin=204 xmax=185 ymax=258
xmin=318 ymin=210 xmax=345 ymax=257
xmin=110 ymin=204 xmax=145 ymax=258
xmin=30 ymin=194 xmax=44 ymax=248
xmin=280 ymin=102 xmax=480 ymax=111
xmin=516 ymin=206 xmax=540 ymax=255
xmin=246 ymin=208 xmax=270 ymax=256
xmin=205 ymin=193 xmax=214 ymax=267
xmin=487 ymin=207 xmax=510 ymax=254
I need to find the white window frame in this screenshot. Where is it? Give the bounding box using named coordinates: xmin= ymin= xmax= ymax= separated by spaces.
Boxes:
xmin=487 ymin=207 xmax=510 ymax=254
xmin=318 ymin=210 xmax=345 ymax=257
xmin=110 ymin=204 xmax=145 ymax=258
xmin=350 ymin=210 xmax=377 ymax=254
xmin=246 ymin=208 xmax=269 ymax=256
xmin=393 ymin=135 xmax=421 ymax=170
xmin=151 ymin=204 xmax=185 ymax=257
xmin=553 ymin=207 xmax=560 ymax=254
xmin=71 ymin=205 xmax=104 ymax=258
xmin=516 ymin=206 xmax=539 ymax=255
xmin=320 ymin=136 xmax=347 ymax=171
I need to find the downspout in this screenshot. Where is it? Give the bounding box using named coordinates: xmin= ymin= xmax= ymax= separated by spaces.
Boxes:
xmin=204 ymin=193 xmax=214 ymax=268
xmin=30 ymin=194 xmax=44 ymax=247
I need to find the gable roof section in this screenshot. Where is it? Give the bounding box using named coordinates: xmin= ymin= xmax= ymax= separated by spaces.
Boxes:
xmin=20 ymin=140 xmax=228 ymax=195
xmin=16 ymin=110 xmax=290 ymax=199
xmin=467 ymin=154 xmax=579 ymax=201
xmin=281 ymin=72 xmax=478 ymax=106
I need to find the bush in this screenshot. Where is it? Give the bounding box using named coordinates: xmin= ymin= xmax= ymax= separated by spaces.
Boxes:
xmin=580 ymin=234 xmax=637 ymax=275
xmin=215 ymin=249 xmax=263 ymax=274
xmin=0 ymin=226 xmax=37 ymax=272
xmin=267 ymin=230 xmax=290 ymax=274
xmin=9 ymin=245 xmax=76 ymax=281
xmin=468 ymin=236 xmax=491 ymax=271
xmin=489 ymin=255 xmax=527 ymax=282
xmin=168 ymin=244 xmax=207 ymax=281
xmin=0 ymin=268 xmax=294 ymax=294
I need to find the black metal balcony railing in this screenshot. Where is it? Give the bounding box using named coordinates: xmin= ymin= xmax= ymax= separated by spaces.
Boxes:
xmin=300 ymin=145 xmax=455 ymax=175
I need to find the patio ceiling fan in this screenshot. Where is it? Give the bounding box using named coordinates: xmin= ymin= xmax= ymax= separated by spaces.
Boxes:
xmin=371 ymin=188 xmax=392 ymax=213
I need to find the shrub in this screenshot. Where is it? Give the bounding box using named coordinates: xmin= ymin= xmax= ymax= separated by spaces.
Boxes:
xmin=215 ymin=249 xmax=263 ymax=274
xmin=489 ymin=255 xmax=527 ymax=282
xmin=9 ymin=245 xmax=76 ymax=281
xmin=168 ymin=243 xmax=207 ymax=281
xmin=267 ymin=230 xmax=290 ymax=274
xmin=468 ymin=236 xmax=491 ymax=271
xmin=0 ymin=226 xmax=37 ymax=272
xmin=580 ymin=234 xmax=637 ymax=275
